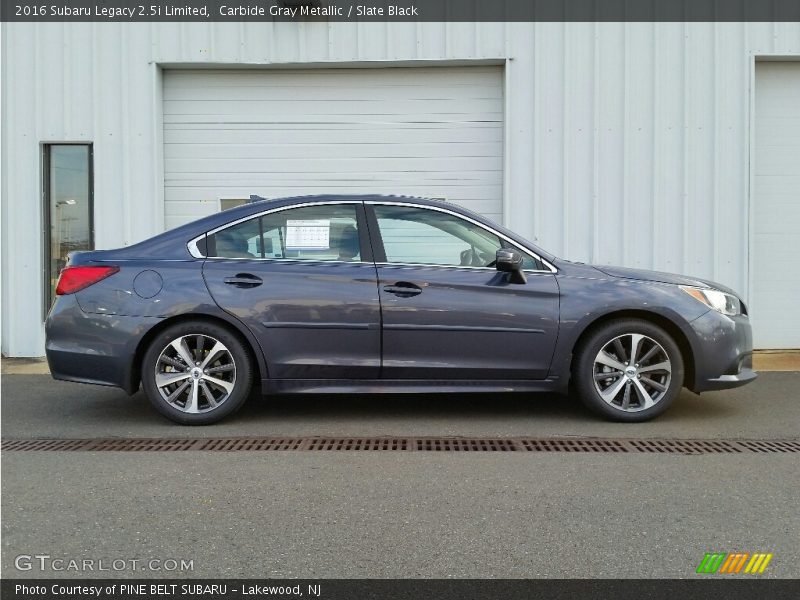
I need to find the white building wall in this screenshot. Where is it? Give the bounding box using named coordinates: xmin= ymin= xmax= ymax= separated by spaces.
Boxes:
xmin=2 ymin=21 xmax=800 ymax=356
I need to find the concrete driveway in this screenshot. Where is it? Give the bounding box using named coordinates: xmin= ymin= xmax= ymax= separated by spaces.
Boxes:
xmin=1 ymin=373 xmax=798 ymax=579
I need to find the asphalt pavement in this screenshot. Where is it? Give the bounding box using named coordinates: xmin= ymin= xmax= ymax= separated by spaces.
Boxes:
xmin=1 ymin=373 xmax=798 ymax=579
xmin=2 ymin=372 xmax=799 ymax=440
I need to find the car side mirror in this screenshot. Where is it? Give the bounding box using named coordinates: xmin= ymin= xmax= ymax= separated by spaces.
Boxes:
xmin=495 ymin=249 xmax=527 ymax=284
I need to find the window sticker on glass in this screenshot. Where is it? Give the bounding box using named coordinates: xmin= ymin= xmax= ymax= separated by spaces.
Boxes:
xmin=285 ymin=219 xmax=331 ymax=250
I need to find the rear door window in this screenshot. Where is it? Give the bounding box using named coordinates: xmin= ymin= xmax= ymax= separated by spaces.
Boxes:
xmin=207 ymin=204 xmax=362 ymax=262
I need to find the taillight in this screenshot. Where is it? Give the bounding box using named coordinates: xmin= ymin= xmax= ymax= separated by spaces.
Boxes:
xmin=55 ymin=265 xmax=120 ymax=295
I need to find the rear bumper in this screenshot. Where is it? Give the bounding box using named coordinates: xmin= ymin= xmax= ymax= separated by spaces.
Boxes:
xmin=45 ymin=295 xmax=161 ymax=394
xmin=689 ymin=310 xmax=757 ymax=392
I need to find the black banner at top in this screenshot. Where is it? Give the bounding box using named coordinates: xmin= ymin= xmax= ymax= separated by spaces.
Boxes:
xmin=3 ymin=0 xmax=800 ymax=23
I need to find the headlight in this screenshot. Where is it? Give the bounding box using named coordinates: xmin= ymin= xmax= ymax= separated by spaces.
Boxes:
xmin=680 ymin=286 xmax=742 ymax=316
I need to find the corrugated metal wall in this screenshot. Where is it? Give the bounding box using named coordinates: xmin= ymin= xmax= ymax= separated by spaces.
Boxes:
xmin=3 ymin=21 xmax=800 ymax=355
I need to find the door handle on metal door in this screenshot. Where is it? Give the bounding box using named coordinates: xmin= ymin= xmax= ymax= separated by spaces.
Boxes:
xmin=383 ymin=282 xmax=422 ymax=297
xmin=223 ymin=273 xmax=263 ymax=288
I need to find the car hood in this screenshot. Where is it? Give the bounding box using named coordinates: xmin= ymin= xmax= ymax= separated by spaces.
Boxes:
xmin=592 ymin=265 xmax=739 ymax=295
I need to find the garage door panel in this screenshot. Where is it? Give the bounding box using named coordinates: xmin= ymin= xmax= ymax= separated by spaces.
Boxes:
xmin=164 ymin=113 xmax=502 ymax=126
xmin=165 ymin=170 xmax=501 ymax=185
xmin=753 ymin=175 xmax=800 ymax=192
xmin=163 ymin=75 xmax=504 ymax=90
xmin=753 ymin=208 xmax=800 ymax=232
xmin=165 ymin=157 xmax=502 ymax=174
xmin=165 ymin=85 xmax=503 ymax=102
xmin=163 ymin=66 xmax=504 ymax=230
xmin=164 ymin=125 xmax=503 ymax=145
xmin=164 ymin=187 xmax=501 ymax=208
xmin=164 ymin=98 xmax=503 ymax=116
xmin=165 ymin=185 xmax=503 ymax=202
xmin=164 ymin=67 xmax=501 ymax=87
xmin=165 ymin=119 xmax=503 ymax=130
xmin=755 ymin=152 xmax=800 ymax=175
xmin=755 ymin=117 xmax=800 ymax=145
xmin=164 ymin=142 xmax=503 ymax=160
xmin=752 ymin=62 xmax=800 ymax=349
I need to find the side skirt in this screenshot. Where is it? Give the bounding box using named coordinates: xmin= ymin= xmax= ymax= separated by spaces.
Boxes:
xmin=261 ymin=378 xmax=563 ymax=395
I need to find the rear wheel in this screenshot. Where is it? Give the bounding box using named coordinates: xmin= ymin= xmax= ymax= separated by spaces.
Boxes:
xmin=573 ymin=319 xmax=684 ymax=422
xmin=141 ymin=321 xmax=253 ymax=425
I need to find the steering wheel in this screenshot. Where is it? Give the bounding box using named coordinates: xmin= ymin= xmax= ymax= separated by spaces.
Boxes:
xmin=459 ymin=248 xmax=475 ymax=266
xmin=461 ymin=247 xmax=496 ymax=267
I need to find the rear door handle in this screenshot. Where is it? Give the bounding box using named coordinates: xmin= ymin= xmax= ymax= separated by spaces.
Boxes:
xmin=383 ymin=282 xmax=422 ymax=297
xmin=223 ymin=273 xmax=263 ymax=288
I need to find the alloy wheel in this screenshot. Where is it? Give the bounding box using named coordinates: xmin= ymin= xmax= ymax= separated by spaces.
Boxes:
xmin=154 ymin=334 xmax=236 ymax=414
xmin=592 ymin=333 xmax=672 ymax=412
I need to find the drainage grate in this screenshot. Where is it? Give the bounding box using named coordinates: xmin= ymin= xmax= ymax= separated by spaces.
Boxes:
xmin=735 ymin=440 xmax=800 ymax=453
xmin=1 ymin=439 xmax=91 ymax=452
xmin=416 ymin=438 xmax=516 ymax=452
xmin=308 ymin=438 xmax=409 ymax=451
xmin=520 ymin=438 xmax=628 ymax=453
xmin=627 ymin=439 xmax=742 ymax=454
xmin=2 ymin=436 xmax=799 ymax=454
xmin=90 ymin=438 xmax=200 ymax=452
xmin=200 ymin=438 xmax=304 ymax=451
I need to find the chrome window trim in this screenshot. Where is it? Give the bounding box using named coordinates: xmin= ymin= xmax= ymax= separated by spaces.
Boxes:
xmin=374 ymin=262 xmax=553 ymax=275
xmin=187 ymin=198 xmax=558 ymax=274
xmin=366 ymin=200 xmax=557 ymax=274
xmin=198 ymin=257 xmax=373 ymax=266
xmin=186 ymin=200 xmax=363 ymax=260
xmin=187 ymin=237 xmax=205 ymax=259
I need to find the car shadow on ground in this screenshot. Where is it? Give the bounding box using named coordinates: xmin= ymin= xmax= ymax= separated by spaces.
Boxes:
xmin=234 ymin=387 xmax=742 ymax=425
xmin=1 ymin=373 xmax=774 ymax=436
xmin=243 ymin=390 xmax=584 ymax=420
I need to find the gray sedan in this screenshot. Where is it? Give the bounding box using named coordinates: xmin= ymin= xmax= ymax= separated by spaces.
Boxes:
xmin=45 ymin=195 xmax=756 ymax=424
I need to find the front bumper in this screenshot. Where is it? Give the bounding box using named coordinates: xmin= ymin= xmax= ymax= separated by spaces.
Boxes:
xmin=703 ymin=369 xmax=759 ymax=390
xmin=689 ymin=309 xmax=757 ymax=392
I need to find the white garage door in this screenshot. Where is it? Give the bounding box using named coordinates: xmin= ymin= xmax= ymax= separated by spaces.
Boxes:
xmin=162 ymin=66 xmax=503 ymax=230
xmin=753 ymin=62 xmax=800 ymax=349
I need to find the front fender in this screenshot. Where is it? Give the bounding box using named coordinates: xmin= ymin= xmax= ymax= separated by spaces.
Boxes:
xmin=548 ymin=271 xmax=709 ymax=390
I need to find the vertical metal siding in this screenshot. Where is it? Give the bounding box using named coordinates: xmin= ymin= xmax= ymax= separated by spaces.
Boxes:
xmin=3 ymin=21 xmax=800 ymax=355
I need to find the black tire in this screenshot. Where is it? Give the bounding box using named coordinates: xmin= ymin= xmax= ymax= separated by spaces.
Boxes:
xmin=572 ymin=319 xmax=684 ymax=422
xmin=141 ymin=321 xmax=253 ymax=425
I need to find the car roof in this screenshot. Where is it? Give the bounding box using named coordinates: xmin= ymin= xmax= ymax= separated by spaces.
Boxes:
xmin=223 ymin=194 xmax=453 ymax=215
xmin=115 ymin=194 xmax=556 ymax=263
xmin=212 ymin=194 xmax=491 ymax=232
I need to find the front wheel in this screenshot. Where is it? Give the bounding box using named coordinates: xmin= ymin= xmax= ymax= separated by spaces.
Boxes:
xmin=573 ymin=319 xmax=684 ymax=422
xmin=141 ymin=321 xmax=253 ymax=425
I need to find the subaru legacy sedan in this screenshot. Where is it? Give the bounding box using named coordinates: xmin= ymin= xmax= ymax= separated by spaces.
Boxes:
xmin=46 ymin=195 xmax=756 ymax=424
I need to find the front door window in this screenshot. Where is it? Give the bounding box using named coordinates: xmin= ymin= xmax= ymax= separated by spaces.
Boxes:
xmin=373 ymin=204 xmax=540 ymax=269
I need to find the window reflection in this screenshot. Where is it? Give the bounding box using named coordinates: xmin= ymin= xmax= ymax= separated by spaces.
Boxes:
xmin=46 ymin=144 xmax=92 ymax=311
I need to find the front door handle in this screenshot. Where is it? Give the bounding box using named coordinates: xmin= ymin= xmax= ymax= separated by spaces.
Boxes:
xmin=223 ymin=273 xmax=263 ymax=288
xmin=383 ymin=282 xmax=422 ymax=297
